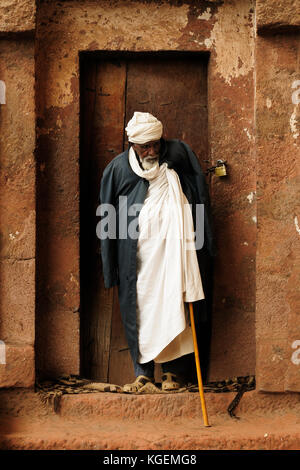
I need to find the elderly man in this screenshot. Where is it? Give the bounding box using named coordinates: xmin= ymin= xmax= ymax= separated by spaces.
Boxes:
xmin=99 ymin=112 xmax=215 ymax=392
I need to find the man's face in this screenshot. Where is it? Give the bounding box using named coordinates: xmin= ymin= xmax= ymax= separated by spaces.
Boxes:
xmin=132 ymin=140 xmax=161 ymax=161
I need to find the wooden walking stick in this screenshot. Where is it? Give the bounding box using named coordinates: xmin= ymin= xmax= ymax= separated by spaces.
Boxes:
xmin=189 ymin=302 xmax=211 ymax=427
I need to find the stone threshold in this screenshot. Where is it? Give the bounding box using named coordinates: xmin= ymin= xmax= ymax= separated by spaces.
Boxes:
xmin=0 ymin=388 xmax=300 ymax=450
xmin=1 ymin=388 xmax=300 ymax=421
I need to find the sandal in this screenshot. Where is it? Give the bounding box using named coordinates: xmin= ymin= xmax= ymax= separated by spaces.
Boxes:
xmin=161 ymin=372 xmax=181 ymax=391
xmin=123 ymin=375 xmax=154 ymax=393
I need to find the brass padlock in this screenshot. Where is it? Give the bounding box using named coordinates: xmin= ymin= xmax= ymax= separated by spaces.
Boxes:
xmin=214 ymin=160 xmax=227 ymax=177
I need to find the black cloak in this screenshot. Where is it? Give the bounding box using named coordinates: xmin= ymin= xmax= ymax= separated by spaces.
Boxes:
xmin=99 ymin=138 xmax=216 ymax=382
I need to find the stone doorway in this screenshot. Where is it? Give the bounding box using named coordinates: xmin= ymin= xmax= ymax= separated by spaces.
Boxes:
xmin=79 ymin=51 xmax=211 ymax=385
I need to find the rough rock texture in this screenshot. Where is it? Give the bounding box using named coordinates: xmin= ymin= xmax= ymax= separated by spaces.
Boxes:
xmin=0 ymin=39 xmax=36 ymax=387
xmin=256 ymin=32 xmax=300 ymax=392
xmin=0 ymin=345 xmax=34 ymax=387
xmin=0 ymin=387 xmax=295 ymax=420
xmin=2 ymin=412 xmax=300 ymax=450
xmin=0 ymin=389 xmax=300 ymax=450
xmin=0 ymin=259 xmax=35 ymax=344
xmin=0 ymin=0 xmax=36 ymax=33
xmin=257 ymin=0 xmax=300 ymax=32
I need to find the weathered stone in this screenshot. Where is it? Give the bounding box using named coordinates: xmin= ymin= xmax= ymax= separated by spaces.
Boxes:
xmin=1 ymin=388 xmax=300 ymax=450
xmin=0 ymin=40 xmax=36 ymax=348
xmin=0 ymin=0 xmax=36 ymax=33
xmin=0 ymin=39 xmax=36 ymax=261
xmin=256 ymin=33 xmax=300 ymax=392
xmin=257 ymin=0 xmax=300 ymax=32
xmin=256 ymin=340 xmax=288 ymax=392
xmin=0 ymin=259 xmax=35 ymax=345
xmin=0 ymin=180 xmax=35 ymax=261
xmin=35 ymin=308 xmax=80 ymax=379
xmin=0 ymin=344 xmax=34 ymax=387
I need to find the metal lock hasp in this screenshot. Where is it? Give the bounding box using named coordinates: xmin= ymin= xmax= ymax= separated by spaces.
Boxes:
xmin=214 ymin=160 xmax=227 ymax=177
xmin=205 ymin=159 xmax=228 ymax=177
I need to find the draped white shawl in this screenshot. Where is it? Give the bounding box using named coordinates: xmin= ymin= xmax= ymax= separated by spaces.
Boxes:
xmin=129 ymin=147 xmax=205 ymax=364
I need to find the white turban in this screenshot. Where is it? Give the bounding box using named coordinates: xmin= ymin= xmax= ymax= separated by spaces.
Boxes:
xmin=125 ymin=112 xmax=163 ymax=144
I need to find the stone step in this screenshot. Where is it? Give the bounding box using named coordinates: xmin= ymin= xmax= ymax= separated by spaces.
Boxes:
xmin=0 ymin=389 xmax=299 ymax=450
xmin=56 ymin=389 xmax=300 ymax=421
xmin=0 ymin=409 xmax=299 ymax=451
xmin=1 ymin=388 xmax=300 ymax=420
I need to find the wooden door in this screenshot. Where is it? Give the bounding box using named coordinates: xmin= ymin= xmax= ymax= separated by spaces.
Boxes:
xmin=80 ymin=53 xmax=209 ymax=385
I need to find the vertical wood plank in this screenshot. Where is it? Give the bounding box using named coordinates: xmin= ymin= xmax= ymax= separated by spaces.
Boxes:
xmin=108 ymin=289 xmax=135 ymax=385
xmin=125 ymin=55 xmax=208 ymax=162
xmin=80 ymin=56 xmax=126 ymax=381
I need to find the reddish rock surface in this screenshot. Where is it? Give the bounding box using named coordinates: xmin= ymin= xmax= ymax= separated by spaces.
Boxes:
xmin=257 ymin=0 xmax=300 ymax=32
xmin=0 ymin=38 xmax=36 ymax=387
xmin=0 ymin=0 xmax=36 ymax=33
xmin=0 ymin=389 xmax=299 ymax=450
xmin=256 ymin=32 xmax=300 ymax=392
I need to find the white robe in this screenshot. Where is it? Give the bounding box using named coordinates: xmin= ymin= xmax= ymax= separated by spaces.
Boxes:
xmin=129 ymin=148 xmax=205 ymax=364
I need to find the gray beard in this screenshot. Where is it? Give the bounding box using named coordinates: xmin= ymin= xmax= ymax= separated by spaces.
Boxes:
xmin=141 ymin=156 xmax=159 ymax=170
